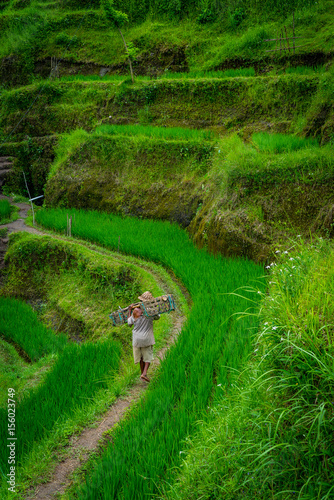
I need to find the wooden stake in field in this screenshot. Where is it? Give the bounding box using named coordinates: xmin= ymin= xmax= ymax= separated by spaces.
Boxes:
xmin=66 ymin=214 xmax=72 ymax=237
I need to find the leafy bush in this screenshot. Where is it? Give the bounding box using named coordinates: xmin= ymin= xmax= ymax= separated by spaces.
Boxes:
xmin=197 ymin=7 xmax=215 ymax=24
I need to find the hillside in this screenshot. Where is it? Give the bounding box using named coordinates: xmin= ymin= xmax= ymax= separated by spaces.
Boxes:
xmin=0 ymin=0 xmax=333 ymax=260
xmin=0 ymin=1 xmax=334 ymax=499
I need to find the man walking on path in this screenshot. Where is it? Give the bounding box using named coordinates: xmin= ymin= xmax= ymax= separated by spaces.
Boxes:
xmin=127 ymin=291 xmax=160 ymax=382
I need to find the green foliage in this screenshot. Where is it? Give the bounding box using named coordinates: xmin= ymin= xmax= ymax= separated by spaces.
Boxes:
xmin=60 ymin=0 xmax=100 ymax=8
xmin=160 ymin=67 xmax=256 ymax=79
xmin=0 ymin=199 xmax=11 ymax=221
xmin=48 ymin=128 xmax=88 ymax=179
xmin=34 ymin=207 xmax=264 ymax=499
xmin=164 ymin=238 xmax=334 ymax=499
xmin=228 ymin=7 xmax=246 ymax=30
xmin=0 ymin=340 xmax=120 ymax=468
xmin=54 ymin=31 xmax=82 ymax=47
xmin=252 ymin=132 xmax=319 ymax=153
xmin=156 ymin=0 xmax=182 ymax=19
xmin=95 ymin=123 xmax=214 ymax=141
xmin=4 ymin=232 xmax=140 ymax=305
xmin=10 ymin=0 xmax=31 ymax=9
xmin=212 ymin=134 xmax=333 ymax=191
xmin=196 ymin=7 xmax=215 ymax=25
xmin=101 ymin=0 xmax=128 ymax=28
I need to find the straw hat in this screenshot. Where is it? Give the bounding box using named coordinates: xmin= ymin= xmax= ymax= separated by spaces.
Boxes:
xmin=138 ymin=291 xmax=154 ymax=301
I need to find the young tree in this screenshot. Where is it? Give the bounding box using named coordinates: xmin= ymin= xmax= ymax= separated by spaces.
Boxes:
xmin=101 ymin=0 xmax=135 ymax=83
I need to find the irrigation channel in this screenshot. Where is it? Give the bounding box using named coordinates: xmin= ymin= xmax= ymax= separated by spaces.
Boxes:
xmin=0 ymin=198 xmax=265 ymax=499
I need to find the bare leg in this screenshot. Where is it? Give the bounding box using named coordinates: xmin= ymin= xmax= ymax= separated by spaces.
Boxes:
xmin=139 ymin=357 xmax=145 ymax=375
xmin=140 ymin=362 xmax=150 ymax=381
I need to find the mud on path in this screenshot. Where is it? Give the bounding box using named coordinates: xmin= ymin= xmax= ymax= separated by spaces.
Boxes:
xmin=0 ymin=195 xmax=188 ymax=500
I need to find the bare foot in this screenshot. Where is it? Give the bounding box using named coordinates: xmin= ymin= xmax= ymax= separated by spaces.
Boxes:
xmin=140 ymin=374 xmax=150 ymax=382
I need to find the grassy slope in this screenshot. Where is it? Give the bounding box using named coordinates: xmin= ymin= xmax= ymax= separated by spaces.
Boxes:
xmin=0 ymin=1 xmax=333 ymax=76
xmin=0 ymin=2 xmax=333 ymax=498
xmin=165 ymin=238 xmax=334 ymax=500
xmin=41 ymin=128 xmax=334 ymax=262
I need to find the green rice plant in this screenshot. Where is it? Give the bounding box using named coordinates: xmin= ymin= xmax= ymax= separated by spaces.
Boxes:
xmin=94 ymin=123 xmax=214 ymax=141
xmin=0 ymin=199 xmax=11 ymax=221
xmin=58 ymin=74 xmax=148 ymax=83
xmin=0 ymin=340 xmax=121 ymax=468
xmin=34 ymin=207 xmax=264 ymax=499
xmin=159 ymin=67 xmax=256 ymax=79
xmin=283 ymin=65 xmax=326 ymax=76
xmin=164 ymin=237 xmax=334 ymax=499
xmin=252 ymin=132 xmax=319 ymax=153
xmin=0 ymin=297 xmax=67 ymax=361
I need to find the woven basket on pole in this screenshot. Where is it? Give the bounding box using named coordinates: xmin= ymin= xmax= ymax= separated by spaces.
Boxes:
xmin=109 ymin=294 xmax=176 ymax=326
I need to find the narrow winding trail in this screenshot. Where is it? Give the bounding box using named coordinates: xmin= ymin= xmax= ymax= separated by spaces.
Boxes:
xmin=0 ymin=196 xmax=188 ymax=500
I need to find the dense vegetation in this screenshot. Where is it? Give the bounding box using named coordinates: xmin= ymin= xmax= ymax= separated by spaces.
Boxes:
xmin=0 ymin=230 xmax=182 ymax=498
xmin=33 ymin=207 xmax=263 ymax=499
xmin=0 ymin=0 xmax=333 ymax=498
xmin=165 ymin=238 xmax=334 ymax=499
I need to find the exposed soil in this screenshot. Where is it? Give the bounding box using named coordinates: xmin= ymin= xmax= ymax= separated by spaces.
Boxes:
xmin=0 ymin=195 xmax=188 ymax=500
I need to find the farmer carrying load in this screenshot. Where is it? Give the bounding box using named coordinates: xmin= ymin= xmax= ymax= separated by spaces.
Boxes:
xmin=127 ymin=291 xmax=160 ymax=382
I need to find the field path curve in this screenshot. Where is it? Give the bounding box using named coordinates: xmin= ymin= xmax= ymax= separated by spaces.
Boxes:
xmin=0 ymin=195 xmax=188 ymax=500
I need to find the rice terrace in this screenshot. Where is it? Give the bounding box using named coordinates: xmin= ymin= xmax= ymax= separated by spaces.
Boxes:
xmin=0 ymin=0 xmax=333 ymax=499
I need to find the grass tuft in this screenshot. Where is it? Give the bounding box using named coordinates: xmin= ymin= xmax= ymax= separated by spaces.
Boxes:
xmin=252 ymin=132 xmax=319 ymax=153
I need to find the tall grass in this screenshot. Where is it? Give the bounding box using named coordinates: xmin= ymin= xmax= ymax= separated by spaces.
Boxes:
xmin=159 ymin=68 xmax=256 ymax=79
xmin=95 ymin=124 xmax=214 ymax=141
xmin=165 ymin=237 xmax=334 ymax=500
xmin=0 ymin=199 xmax=11 ymax=221
xmin=0 ymin=340 xmax=120 ymax=467
xmin=252 ymin=132 xmax=319 ymax=153
xmin=34 ymin=207 xmax=264 ymax=499
xmin=0 ymin=297 xmax=67 ymax=361
xmin=282 ymin=65 xmax=326 ymax=76
xmin=55 ymin=68 xmax=255 ymax=85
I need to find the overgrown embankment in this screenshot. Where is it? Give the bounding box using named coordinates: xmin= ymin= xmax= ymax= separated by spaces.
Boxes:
xmin=165 ymin=237 xmax=334 ymax=500
xmin=0 ymin=0 xmax=333 ymax=86
xmin=0 ymin=74 xmax=331 ymax=142
xmin=2 ymin=231 xmax=147 ymax=343
xmin=44 ymin=128 xmax=213 ymax=227
xmin=43 ymin=129 xmax=334 ymax=262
